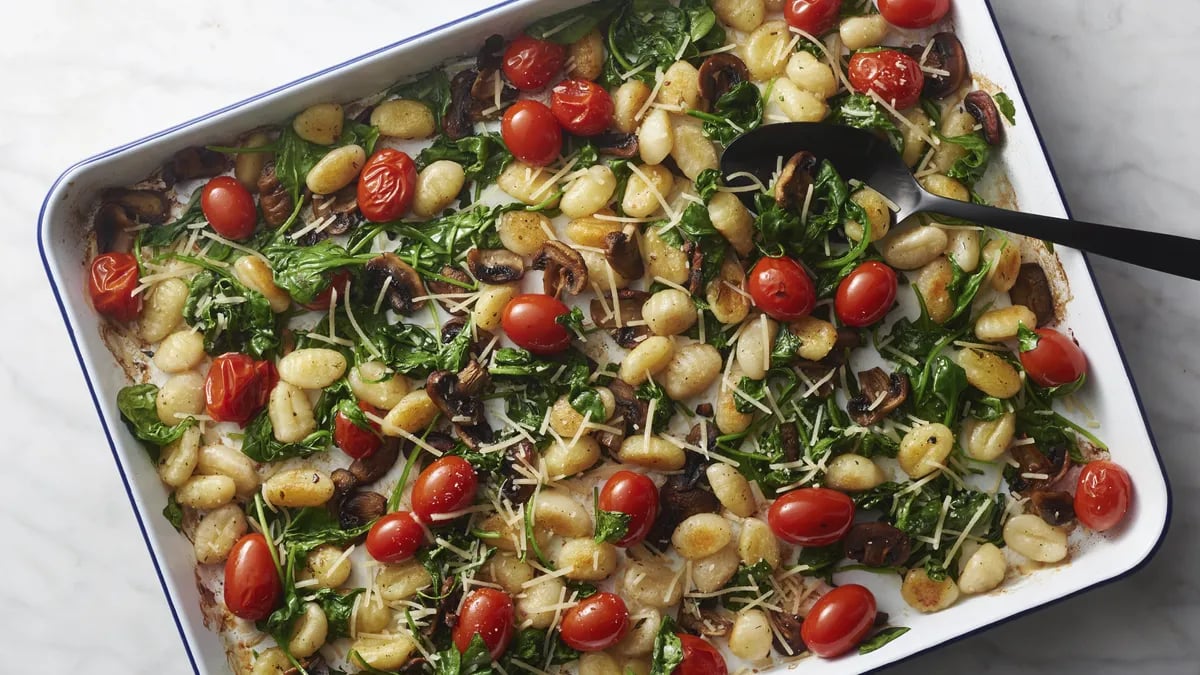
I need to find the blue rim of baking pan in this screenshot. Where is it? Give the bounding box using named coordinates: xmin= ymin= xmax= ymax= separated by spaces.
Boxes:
xmin=35 ymin=1 xmax=1172 ymax=672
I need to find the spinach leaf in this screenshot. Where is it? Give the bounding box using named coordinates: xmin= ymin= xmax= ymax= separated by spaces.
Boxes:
xmin=945 ymin=255 xmax=994 ymax=324
xmin=650 ymin=616 xmax=684 ymax=675
xmin=116 ymin=384 xmax=196 ymax=459
xmin=594 ymin=509 xmax=631 ymax=545
xmin=162 ymin=493 xmax=184 ymax=532
xmin=770 ymin=326 xmax=805 ymax=367
xmin=506 ymin=628 xmax=580 ymax=669
xmin=490 ymin=348 xmax=599 ymax=442
xmin=525 ymin=1 xmax=618 ymax=44
xmin=273 ymin=123 xmax=380 ymax=208
xmin=916 ymin=354 xmax=968 ymax=427
xmin=138 ymin=192 xmax=204 ymax=249
xmin=841 ymin=0 xmax=878 ymax=16
xmin=356 ymin=203 xmax=506 ymax=274
xmin=722 ymin=561 xmax=774 ymax=609
xmin=557 ymin=306 xmax=588 ymax=338
xmin=370 ymin=321 xmax=445 ymax=377
xmin=240 ymin=408 xmax=331 ymax=462
xmin=734 ymin=376 xmax=767 ymax=414
xmin=994 ymin=92 xmax=1017 ymax=125
xmin=940 ymin=132 xmax=991 ymax=186
xmin=636 ymin=380 xmax=675 ymax=432
xmin=688 ymin=81 xmax=763 ymax=145
xmin=858 ymin=626 xmax=910 ymax=654
xmin=796 ymin=543 xmax=844 ymax=580
xmin=830 ymin=93 xmax=903 ymax=152
xmin=182 ymin=271 xmax=280 ymax=359
xmin=263 ymin=239 xmax=368 ymax=305
xmin=603 ymin=0 xmax=722 ymax=87
xmin=718 ymin=422 xmax=804 ymax=493
xmin=437 ymin=634 xmax=493 ymax=675
xmin=389 ymin=68 xmax=453 ymax=125
xmin=694 ymin=168 xmax=722 ymax=201
xmin=755 ymin=159 xmax=863 ymax=258
xmin=418 ymin=132 xmax=513 ymax=193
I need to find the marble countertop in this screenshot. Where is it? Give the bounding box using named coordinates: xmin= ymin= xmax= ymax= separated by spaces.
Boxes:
xmin=6 ymin=0 xmax=1198 ymax=672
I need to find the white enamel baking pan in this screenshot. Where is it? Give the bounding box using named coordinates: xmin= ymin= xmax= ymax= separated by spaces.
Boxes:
xmin=38 ymin=1 xmax=1171 ymax=672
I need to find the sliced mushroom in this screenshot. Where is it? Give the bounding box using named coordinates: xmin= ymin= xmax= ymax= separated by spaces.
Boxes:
xmin=457 ymin=358 xmax=491 ymax=397
xmin=339 ymin=491 xmax=387 ymax=529
xmin=964 ymin=90 xmax=1004 ymax=146
xmin=468 ymin=35 xmax=519 ymax=118
xmin=445 ymin=70 xmax=479 ymax=140
xmin=500 ymin=439 xmax=538 ymax=506
xmin=608 ymin=379 xmax=649 ymax=437
xmin=286 ymin=654 xmax=330 ymax=675
xmin=365 ymin=253 xmax=427 ymax=314
xmin=258 ymin=163 xmax=295 ymax=227
xmin=590 ymin=289 xmax=651 ymax=348
xmin=532 ymin=240 xmax=589 ymax=297
xmin=426 ymin=265 xmax=474 ymax=316
xmin=594 ymin=132 xmax=639 ymax=158
xmin=687 ymin=421 xmax=718 ymax=457
xmin=604 ymin=226 xmax=644 ymax=281
xmin=1030 ymin=490 xmax=1076 ymax=526
xmin=683 ymin=241 xmax=706 ymax=295
xmin=100 ymin=188 xmax=170 ymax=225
xmin=779 ymin=421 xmax=801 ymax=465
xmin=467 ymin=247 xmax=526 ymax=284
xmin=678 ymin=606 xmax=734 ymax=637
xmin=426 ymin=368 xmax=493 ymax=449
xmin=698 ymin=54 xmax=751 ymax=109
xmin=647 ymin=451 xmax=719 ymax=549
xmin=441 ymin=316 xmax=495 ymax=356
xmin=93 ymin=202 xmax=137 ymax=254
xmin=1009 ymin=264 xmax=1055 ymax=327
xmin=163 ymin=146 xmax=229 ymax=186
xmin=847 ymin=369 xmax=909 ymax=427
xmin=348 ymin=439 xmax=400 ymax=485
xmin=331 ymin=468 xmax=359 ymax=496
xmin=912 ymin=33 xmax=969 ymax=100
xmin=768 ymin=611 xmax=806 ymax=656
xmin=774 ymin=151 xmax=819 ymax=211
xmin=843 ymin=522 xmax=912 ymax=568
xmin=311 ymin=185 xmax=361 ymax=235
xmin=1008 ymin=441 xmax=1071 ymax=495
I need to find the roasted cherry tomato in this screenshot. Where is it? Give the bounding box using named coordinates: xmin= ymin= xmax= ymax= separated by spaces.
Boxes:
xmin=877 ymin=0 xmax=952 ymax=29
xmin=411 ymin=456 xmax=479 ymax=523
xmin=502 ymin=100 xmax=563 ymax=167
xmin=1019 ymin=327 xmax=1088 ymax=388
xmin=597 ymin=471 xmax=659 ymax=548
xmin=201 ymin=175 xmax=258 ymax=240
xmin=358 ymin=148 xmax=418 ymax=222
xmin=223 ymin=533 xmax=282 ymax=621
xmin=768 ymin=487 xmax=855 ymax=546
xmin=88 ymin=252 xmax=142 ymax=322
xmin=334 ymin=400 xmax=383 ymax=459
xmin=453 ymin=588 xmax=515 ymax=659
xmin=299 ymin=270 xmax=353 ymax=312
xmin=748 ymin=256 xmax=816 ymax=321
xmin=800 ymin=584 xmax=877 ymax=658
xmin=1075 ymin=460 xmax=1133 ymax=532
xmin=675 ymin=634 xmax=727 ymax=675
xmin=501 ymin=293 xmax=572 ymax=355
xmin=204 ymin=353 xmax=277 ymax=426
xmin=848 ymin=49 xmax=925 ymax=111
xmin=551 ymin=79 xmax=615 ymax=136
xmin=559 ymin=592 xmax=629 ymax=652
xmin=784 ymin=0 xmax=843 ymax=36
xmin=502 ymin=35 xmax=567 ymax=91
xmin=835 ymin=261 xmax=898 ymax=327
xmin=366 ymin=511 xmax=425 ymax=563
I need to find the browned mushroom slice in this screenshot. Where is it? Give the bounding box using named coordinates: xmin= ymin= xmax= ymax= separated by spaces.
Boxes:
xmin=604 ymin=227 xmax=644 ymax=281
xmin=533 ymin=240 xmax=589 ymax=296
xmin=339 ymin=491 xmax=388 ymax=529
xmin=964 ymin=91 xmax=1004 ymax=146
xmin=426 ymin=265 xmax=474 ymax=315
xmin=608 ymin=379 xmax=650 ymax=437
xmin=311 ymin=185 xmax=360 ymax=235
xmin=472 ymin=35 xmax=506 ymax=99
xmin=687 ymin=421 xmax=718 ymax=456
xmin=647 ymin=451 xmax=719 ymax=549
xmin=445 ymin=70 xmax=479 ymax=140
xmin=441 ymin=316 xmax=495 ymax=356
xmin=1030 ymin=490 xmax=1076 ymax=526
xmin=774 ymin=151 xmax=819 ymax=211
xmin=349 ymin=439 xmax=400 ymax=484
xmin=457 ymin=358 xmax=491 ymax=397
xmin=163 ymin=146 xmax=230 ymax=186
xmin=698 ymin=53 xmax=751 ymax=110
xmin=426 ymin=370 xmax=486 ymax=428
xmin=683 ymin=241 xmax=706 ymax=295
xmin=1009 ymin=264 xmax=1055 ymax=326
xmin=331 ymin=468 xmax=359 ymax=497
xmin=93 ymin=202 xmax=137 ymax=254
xmin=779 ymin=421 xmax=801 ymax=464
xmin=500 ymin=439 xmax=538 ymax=506
xmin=768 ymin=611 xmax=807 ymax=656
xmin=1008 ymin=441 xmax=1071 ymax=495
xmin=467 ymin=247 xmax=526 ymax=284
xmin=590 ymin=289 xmax=651 ymax=348
xmin=843 ymin=522 xmax=912 ymax=567
xmin=594 ymin=132 xmax=639 ymax=158
xmin=847 ymin=368 xmax=910 ymax=427
xmin=913 ymin=33 xmax=969 ymax=100
xmin=678 ymin=607 xmax=735 ymax=637
xmin=365 ymin=253 xmax=427 ymax=314
xmin=101 ymin=188 xmax=171 ymax=225
xmin=258 ymin=163 xmax=295 ymax=227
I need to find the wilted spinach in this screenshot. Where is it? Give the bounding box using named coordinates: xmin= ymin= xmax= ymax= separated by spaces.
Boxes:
xmin=182 ymin=271 xmax=280 ymax=359
xmin=116 ymin=384 xmax=197 ymax=460
xmin=688 ymin=81 xmax=763 ymax=144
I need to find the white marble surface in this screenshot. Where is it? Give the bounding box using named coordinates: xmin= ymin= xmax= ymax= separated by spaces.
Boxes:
xmin=4 ymin=0 xmax=1199 ymax=672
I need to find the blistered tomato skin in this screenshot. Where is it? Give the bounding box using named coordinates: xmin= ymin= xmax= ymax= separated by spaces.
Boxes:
xmin=224 ymin=533 xmax=283 ymax=621
xmin=878 ymin=0 xmax=952 ymax=29
xmin=801 ymin=584 xmax=877 ymax=658
xmin=748 ymin=256 xmax=817 ymax=321
xmin=502 ymin=100 xmax=563 ymax=167
xmin=559 ymin=592 xmax=630 ymax=652
xmin=501 ymin=294 xmax=572 ymax=355
xmin=358 ymin=148 xmax=418 ymax=222
xmin=88 ymin=252 xmax=142 ymax=322
xmin=410 ymin=456 xmax=479 ymax=523
xmin=836 ymin=261 xmax=898 ymax=327
xmin=1019 ymin=328 xmax=1088 ymax=388
xmin=204 ymin=353 xmax=278 ymax=426
xmin=848 ymin=50 xmax=926 ymax=111
xmin=768 ymin=487 xmax=855 ymax=546
xmin=334 ymin=401 xmax=383 ymax=459
xmin=201 ymin=176 xmax=258 ymax=240
xmin=675 ymin=634 xmax=728 ymax=675
xmin=366 ymin=511 xmax=425 ymax=563
xmin=597 ymin=471 xmax=659 ymax=548
xmin=502 ymin=35 xmax=568 ymax=91
xmin=299 ymin=270 xmax=353 ymax=313
xmin=453 ymin=588 xmax=516 ymax=659
xmin=1075 ymin=460 xmax=1133 ymax=532
xmin=551 ymin=79 xmax=615 ymax=136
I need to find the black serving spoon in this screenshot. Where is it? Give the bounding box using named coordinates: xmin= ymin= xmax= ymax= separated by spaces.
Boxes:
xmin=721 ymin=122 xmax=1200 ymax=280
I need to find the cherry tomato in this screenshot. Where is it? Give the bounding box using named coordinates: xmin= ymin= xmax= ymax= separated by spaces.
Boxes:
xmin=299 ymin=270 xmax=352 ymax=312
xmin=204 ymin=353 xmax=277 ymax=426
xmin=88 ymin=252 xmax=142 ymax=322
xmin=501 ymin=100 xmax=563 ymax=167
xmin=835 ymin=261 xmax=898 ymax=327
xmin=748 ymin=256 xmax=816 ymax=321
xmin=223 ymin=533 xmax=282 ymax=621
xmin=1075 ymin=460 xmax=1133 ymax=532
xmin=334 ymin=401 xmax=383 ymax=459
xmin=411 ymin=456 xmax=479 ymax=523
xmin=784 ymin=0 xmax=843 ymax=36
xmin=1019 ymin=327 xmax=1088 ymax=388
xmin=559 ymin=592 xmax=629 ymax=652
xmin=877 ymin=0 xmax=952 ymax=29
xmin=848 ymin=50 xmax=925 ymax=111
xmin=502 ymin=35 xmax=567 ymax=92
xmin=550 ymin=79 xmax=615 ymax=137
xmin=366 ymin=511 xmax=425 ymax=563
xmin=800 ymin=584 xmax=877 ymax=658
xmin=453 ymin=588 xmax=515 ymax=659
xmin=501 ymin=293 xmax=572 ymax=355
xmin=358 ymin=148 xmax=417 ymax=222
xmin=675 ymin=634 xmax=727 ymax=675
xmin=768 ymin=487 xmax=855 ymax=546
xmin=201 ymin=175 xmax=258 ymax=240
xmin=597 ymin=471 xmax=659 ymax=548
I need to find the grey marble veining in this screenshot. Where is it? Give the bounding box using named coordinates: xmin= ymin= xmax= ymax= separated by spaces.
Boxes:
xmin=3 ymin=1 xmax=1198 ymax=672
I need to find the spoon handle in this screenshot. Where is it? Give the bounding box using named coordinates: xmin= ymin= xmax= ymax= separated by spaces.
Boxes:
xmin=921 ymin=195 xmax=1200 ymax=280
